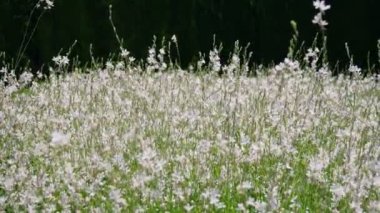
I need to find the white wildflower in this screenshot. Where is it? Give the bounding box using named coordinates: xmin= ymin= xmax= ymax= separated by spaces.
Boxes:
xmin=37 ymin=0 xmax=54 ymax=10
xmin=348 ymin=65 xmax=361 ymax=74
xmin=147 ymin=48 xmax=159 ymax=72
xmin=312 ymin=13 xmax=328 ymax=28
xmin=214 ymin=202 xmax=226 ymax=209
xmin=245 ymin=197 xmax=255 ymax=207
xmin=240 ymin=132 xmax=250 ymax=146
xmin=19 ymin=72 xmax=34 ymax=86
xmin=285 ymin=58 xmax=300 ymax=70
xmin=116 ymin=62 xmax=124 ymax=70
xmin=209 ymin=48 xmax=221 ymax=72
xmin=275 ymin=58 xmax=300 ymax=72
xmin=202 ymin=188 xmax=225 ymax=208
xmin=369 ymin=201 xmax=380 ymax=212
xmin=157 ymin=48 xmax=167 ymax=71
xmin=275 ymin=63 xmax=286 ymax=72
xmin=317 ymin=66 xmax=330 ymax=76
xmin=312 ymin=1 xmax=331 ymax=29
xmin=330 ymin=184 xmax=347 ymax=201
xmin=121 ymin=48 xmax=130 ymax=58
xmin=184 ymin=203 xmax=193 ymax=212
xmin=237 ymin=203 xmax=246 ymax=212
xmin=51 ymin=131 xmax=70 ymax=146
xmin=33 ymin=142 xmax=48 ymax=156
xmin=224 ymin=54 xmax=240 ymax=76
xmin=134 ymin=206 xmax=146 ymax=213
xmin=5 ymin=84 xmax=18 ymax=95
xmin=308 ymin=160 xmax=325 ymax=172
xmin=128 ymin=56 xmax=136 ymax=63
xmin=0 ymin=67 xmax=6 ymax=74
xmin=304 ymin=48 xmax=320 ymax=70
xmin=246 ymin=197 xmax=267 ymax=213
xmin=350 ymin=200 xmax=363 ymax=213
xmin=3 ymin=177 xmax=15 ymax=191
xmin=37 ymin=71 xmax=44 ymax=79
xmin=105 ymin=61 xmax=114 ymax=70
xmin=268 ymin=186 xmax=280 ymax=211
xmin=171 ymin=35 xmax=177 ymax=43
xmin=109 ymin=188 xmax=127 ymax=206
xmin=313 ymin=0 xmax=331 ymax=12
xmin=307 ymin=149 xmax=330 ymax=182
xmin=159 ymin=48 xmax=165 ymax=56
xmin=237 ymin=181 xmax=253 ymax=192
xmin=52 ymin=55 xmax=69 ymax=67
xmin=197 ymin=58 xmax=206 ymax=70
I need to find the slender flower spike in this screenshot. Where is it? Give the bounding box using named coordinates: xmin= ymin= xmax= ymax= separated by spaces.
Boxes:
xmin=312 ymin=0 xmax=331 ymax=30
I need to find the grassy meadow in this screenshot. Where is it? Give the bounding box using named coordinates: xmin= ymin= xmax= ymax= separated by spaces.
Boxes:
xmin=0 ymin=0 xmax=379 ymax=212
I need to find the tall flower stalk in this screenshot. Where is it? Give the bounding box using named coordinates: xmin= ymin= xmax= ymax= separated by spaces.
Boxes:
xmin=312 ymin=0 xmax=331 ymax=66
xmin=15 ymin=0 xmax=55 ymax=71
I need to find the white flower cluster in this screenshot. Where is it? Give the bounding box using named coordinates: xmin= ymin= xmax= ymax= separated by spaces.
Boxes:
xmin=1 ymin=65 xmax=378 ymax=211
xmin=37 ymin=0 xmax=54 ymax=10
xmin=52 ymin=55 xmax=69 ymax=67
xmin=51 ymin=131 xmax=70 ymax=146
xmin=223 ymin=54 xmax=240 ymax=77
xmin=0 ymin=67 xmax=37 ymax=94
xmin=19 ymin=72 xmax=34 ymax=86
xmin=348 ymin=64 xmax=361 ymax=75
xmin=209 ymin=48 xmax=221 ymax=73
xmin=147 ymin=47 xmax=167 ymax=73
xmin=120 ymin=48 xmax=135 ymax=64
xmin=304 ymin=47 xmax=320 ymax=70
xmin=312 ymin=0 xmax=331 ymax=29
xmin=275 ymin=58 xmax=300 ymax=72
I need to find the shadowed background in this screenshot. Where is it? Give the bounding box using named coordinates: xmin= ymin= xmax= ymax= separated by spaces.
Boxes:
xmin=0 ymin=0 xmax=379 ymax=73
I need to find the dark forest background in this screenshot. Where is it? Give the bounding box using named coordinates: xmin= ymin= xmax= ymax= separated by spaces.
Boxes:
xmin=0 ymin=0 xmax=379 ymax=73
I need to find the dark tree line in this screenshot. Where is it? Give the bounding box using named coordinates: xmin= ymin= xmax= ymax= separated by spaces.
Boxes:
xmin=0 ymin=0 xmax=379 ymax=73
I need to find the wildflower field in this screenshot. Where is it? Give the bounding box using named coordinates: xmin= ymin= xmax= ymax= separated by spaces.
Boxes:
xmin=0 ymin=0 xmax=379 ymax=212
